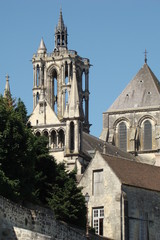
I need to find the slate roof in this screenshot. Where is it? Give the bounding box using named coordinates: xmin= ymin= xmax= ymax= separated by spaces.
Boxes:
xmin=102 ymin=153 xmax=160 ymax=192
xmin=82 ymin=132 xmax=136 ymax=161
xmin=108 ymin=63 xmax=160 ymax=111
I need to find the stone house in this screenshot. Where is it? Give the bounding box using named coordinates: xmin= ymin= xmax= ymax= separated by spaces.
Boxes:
xmin=100 ymin=61 xmax=160 ymax=165
xmin=79 ymin=151 xmax=160 ymax=240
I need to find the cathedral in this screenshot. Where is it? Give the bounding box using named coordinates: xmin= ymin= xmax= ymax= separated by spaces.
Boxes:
xmin=28 ymin=9 xmax=91 ymax=174
xmin=28 ymin=9 xmax=136 ymax=175
xmin=2 ymin=9 xmax=160 ymax=239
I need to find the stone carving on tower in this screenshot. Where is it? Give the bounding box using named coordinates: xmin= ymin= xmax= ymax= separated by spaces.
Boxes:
xmin=29 ymin=10 xmax=91 ymax=173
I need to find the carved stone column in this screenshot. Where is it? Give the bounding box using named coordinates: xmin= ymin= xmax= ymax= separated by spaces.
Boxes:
xmin=49 ymin=133 xmax=52 ymax=147
xmin=74 ymin=120 xmax=79 ymax=153
xmin=33 ymin=66 xmax=36 ymax=87
xmin=65 ymin=121 xmax=70 ymax=154
xmin=68 ymin=62 xmax=71 ymax=83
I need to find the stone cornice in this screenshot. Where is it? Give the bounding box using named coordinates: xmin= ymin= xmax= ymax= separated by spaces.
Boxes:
xmin=104 ymin=105 xmax=160 ymax=115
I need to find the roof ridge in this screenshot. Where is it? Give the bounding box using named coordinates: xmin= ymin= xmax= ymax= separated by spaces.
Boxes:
xmin=101 ymin=152 xmax=136 ymax=162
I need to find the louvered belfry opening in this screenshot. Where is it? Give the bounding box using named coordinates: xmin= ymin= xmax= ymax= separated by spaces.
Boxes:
xmin=118 ymin=122 xmax=127 ymax=151
xmin=143 ymin=120 xmax=152 ymax=150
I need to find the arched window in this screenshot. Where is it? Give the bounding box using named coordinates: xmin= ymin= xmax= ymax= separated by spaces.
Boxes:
xmin=57 ymin=33 xmax=60 ymax=45
xmin=36 ymin=92 xmax=39 ymax=104
xmin=36 ymin=65 xmax=40 ymax=86
xmin=35 ymin=131 xmax=41 ymax=137
xmin=58 ymin=129 xmax=65 ymax=148
xmin=65 ymin=61 xmax=68 ymax=84
xmin=51 ymin=130 xmax=57 ymax=148
xmin=43 ymin=130 xmax=48 ymax=138
xmin=143 ymin=120 xmax=152 ymax=150
xmin=70 ymin=122 xmax=74 ymax=152
xmin=82 ymin=70 xmax=85 ymax=91
xmin=118 ymin=122 xmax=127 ymax=151
xmin=51 ymin=69 xmax=58 ymax=113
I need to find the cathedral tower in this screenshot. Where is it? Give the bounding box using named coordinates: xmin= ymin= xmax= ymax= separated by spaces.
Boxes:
xmin=29 ymin=10 xmax=91 ymax=172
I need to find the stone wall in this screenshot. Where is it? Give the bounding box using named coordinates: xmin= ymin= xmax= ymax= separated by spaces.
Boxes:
xmin=0 ymin=195 xmax=102 ymax=240
xmin=101 ymin=109 xmax=160 ymax=165
xmin=123 ymin=185 xmax=160 ymax=240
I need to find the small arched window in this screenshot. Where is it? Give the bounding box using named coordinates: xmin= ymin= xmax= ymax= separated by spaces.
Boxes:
xmin=36 ymin=92 xmax=39 ymax=104
xmin=36 ymin=65 xmax=40 ymax=86
xmin=43 ymin=130 xmax=48 ymax=138
xmin=58 ymin=129 xmax=65 ymax=148
xmin=70 ymin=122 xmax=74 ymax=152
xmin=35 ymin=131 xmax=41 ymax=137
xmin=118 ymin=122 xmax=127 ymax=151
xmin=51 ymin=70 xmax=57 ymax=114
xmin=143 ymin=120 xmax=152 ymax=150
xmin=51 ymin=130 xmax=57 ymax=148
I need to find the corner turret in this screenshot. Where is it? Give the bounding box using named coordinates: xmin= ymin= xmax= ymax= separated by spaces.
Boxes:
xmin=37 ymin=38 xmax=47 ymax=55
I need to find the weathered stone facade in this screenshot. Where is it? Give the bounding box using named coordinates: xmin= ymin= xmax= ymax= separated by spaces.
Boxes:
xmin=78 ymin=151 xmax=160 ymax=239
xmin=122 ymin=185 xmax=160 ymax=240
xmin=0 ymin=195 xmax=103 ymax=240
xmin=29 ymin=10 xmax=91 ymax=174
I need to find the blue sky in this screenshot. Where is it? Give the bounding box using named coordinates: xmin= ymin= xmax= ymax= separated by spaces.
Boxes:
xmin=0 ymin=0 xmax=160 ymax=137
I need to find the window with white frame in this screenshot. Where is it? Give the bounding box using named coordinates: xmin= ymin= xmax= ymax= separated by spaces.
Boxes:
xmin=93 ymin=207 xmax=104 ymax=235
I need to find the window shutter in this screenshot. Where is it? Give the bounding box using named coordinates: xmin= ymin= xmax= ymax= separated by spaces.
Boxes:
xmin=144 ymin=120 xmax=152 ymax=150
xmin=119 ymin=122 xmax=127 ymax=151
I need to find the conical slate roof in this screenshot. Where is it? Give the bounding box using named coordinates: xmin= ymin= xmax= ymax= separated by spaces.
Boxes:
xmin=108 ymin=63 xmax=160 ymax=111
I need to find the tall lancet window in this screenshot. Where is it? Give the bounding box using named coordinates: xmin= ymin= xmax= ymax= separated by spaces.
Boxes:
xmin=118 ymin=122 xmax=127 ymax=151
xmin=36 ymin=92 xmax=39 ymax=105
xmin=70 ymin=122 xmax=74 ymax=152
xmin=143 ymin=120 xmax=152 ymax=150
xmin=36 ymin=65 xmax=40 ymax=87
xmin=51 ymin=70 xmax=58 ymax=113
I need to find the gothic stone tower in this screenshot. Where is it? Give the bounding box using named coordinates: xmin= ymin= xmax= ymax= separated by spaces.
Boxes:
xmin=29 ymin=10 xmax=91 ymax=173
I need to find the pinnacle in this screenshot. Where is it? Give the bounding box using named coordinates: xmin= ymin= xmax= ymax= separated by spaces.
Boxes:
xmin=4 ymin=74 xmax=11 ymax=98
xmin=37 ymin=38 xmax=47 ymax=53
xmin=57 ymin=9 xmax=65 ymax=30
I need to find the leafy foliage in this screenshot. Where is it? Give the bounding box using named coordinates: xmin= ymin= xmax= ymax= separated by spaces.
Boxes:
xmin=0 ymin=95 xmax=86 ymax=227
xmin=48 ymin=165 xmax=86 ymax=227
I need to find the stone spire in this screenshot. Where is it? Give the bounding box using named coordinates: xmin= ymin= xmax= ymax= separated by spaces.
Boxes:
xmin=55 ymin=9 xmax=68 ymax=49
xmin=4 ymin=74 xmax=11 ymax=98
xmin=37 ymin=38 xmax=47 ymax=54
xmin=64 ymin=65 xmax=80 ymax=119
xmin=57 ymin=8 xmax=65 ymax=30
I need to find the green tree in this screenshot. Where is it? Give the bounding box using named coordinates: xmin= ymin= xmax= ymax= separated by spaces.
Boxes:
xmin=0 ymin=95 xmax=35 ymax=201
xmin=47 ymin=164 xmax=86 ymax=227
xmin=0 ymin=95 xmax=86 ymax=227
xmin=15 ymin=98 xmax=28 ymax=124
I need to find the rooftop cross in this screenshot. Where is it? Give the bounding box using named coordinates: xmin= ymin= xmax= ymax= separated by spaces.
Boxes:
xmin=144 ymin=49 xmax=148 ymax=63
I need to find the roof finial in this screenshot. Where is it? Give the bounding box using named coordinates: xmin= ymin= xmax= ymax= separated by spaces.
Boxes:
xmin=144 ymin=49 xmax=148 ymax=64
xmin=4 ymin=74 xmax=11 ymax=98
